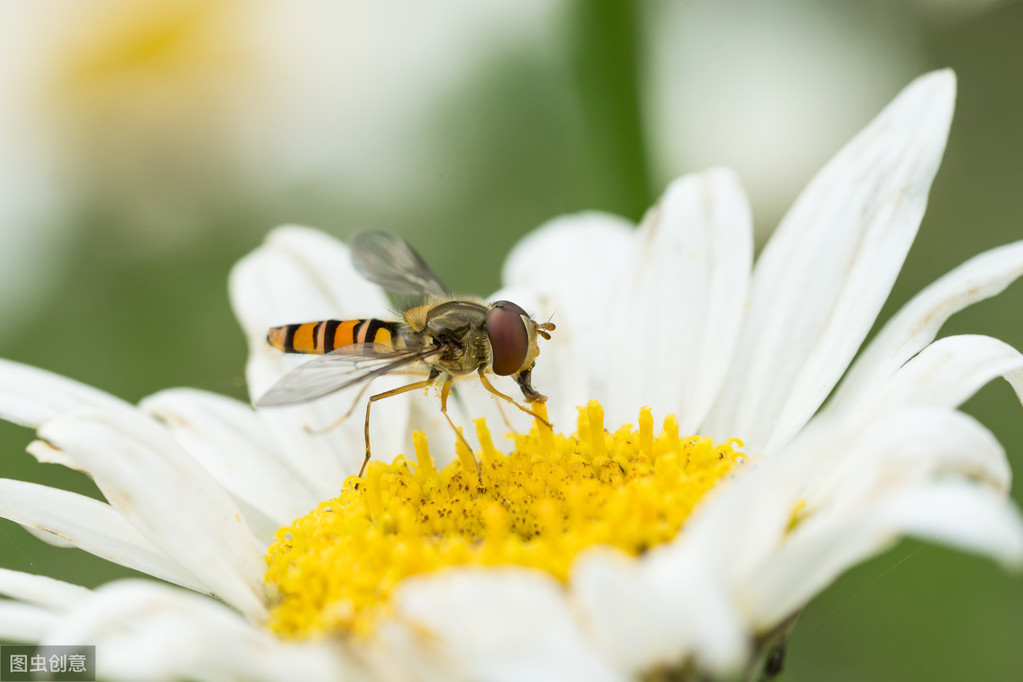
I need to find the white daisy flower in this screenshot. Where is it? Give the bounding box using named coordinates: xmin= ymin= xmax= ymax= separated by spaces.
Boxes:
xmin=0 ymin=0 xmax=558 ymax=252
xmin=2 ymin=69 xmax=1022 ymax=682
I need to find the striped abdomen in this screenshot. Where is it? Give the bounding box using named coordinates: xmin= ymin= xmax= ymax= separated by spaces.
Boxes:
xmin=267 ymin=319 xmax=402 ymax=355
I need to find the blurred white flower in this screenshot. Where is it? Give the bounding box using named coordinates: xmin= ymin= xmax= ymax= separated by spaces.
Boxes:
xmin=0 ymin=0 xmax=561 ymax=343
xmin=0 ymin=0 xmax=560 ymax=254
xmin=0 ymin=15 xmax=71 ymax=340
xmin=1 ymin=70 xmax=1022 ymax=681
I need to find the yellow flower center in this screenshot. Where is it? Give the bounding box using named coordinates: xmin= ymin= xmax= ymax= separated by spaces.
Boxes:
xmin=264 ymin=401 xmax=746 ymax=638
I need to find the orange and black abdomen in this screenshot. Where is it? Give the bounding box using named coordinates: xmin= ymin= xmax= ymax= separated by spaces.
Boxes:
xmin=267 ymin=319 xmax=400 ymax=355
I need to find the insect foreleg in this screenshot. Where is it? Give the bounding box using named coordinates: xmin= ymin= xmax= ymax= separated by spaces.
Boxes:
xmin=304 ymin=368 xmax=432 ymax=436
xmin=304 ymin=380 xmax=375 ymax=435
xmin=476 ymin=369 xmax=552 ymax=428
xmin=360 ymin=372 xmax=438 ymax=477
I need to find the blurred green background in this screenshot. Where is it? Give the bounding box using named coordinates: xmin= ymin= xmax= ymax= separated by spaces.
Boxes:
xmin=1 ymin=0 xmax=1021 ymax=679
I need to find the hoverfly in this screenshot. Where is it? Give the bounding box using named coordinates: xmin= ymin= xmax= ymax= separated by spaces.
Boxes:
xmin=256 ymin=231 xmax=555 ymax=477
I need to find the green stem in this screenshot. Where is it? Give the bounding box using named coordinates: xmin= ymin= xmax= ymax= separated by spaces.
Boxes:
xmin=567 ymin=0 xmax=653 ymax=219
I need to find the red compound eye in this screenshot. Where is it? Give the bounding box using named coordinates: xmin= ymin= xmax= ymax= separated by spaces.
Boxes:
xmin=486 ymin=300 xmax=529 ymax=376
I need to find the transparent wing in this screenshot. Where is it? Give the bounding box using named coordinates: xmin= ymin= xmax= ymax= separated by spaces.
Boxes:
xmin=350 ymin=231 xmax=451 ymax=298
xmin=255 ymin=343 xmax=439 ymax=407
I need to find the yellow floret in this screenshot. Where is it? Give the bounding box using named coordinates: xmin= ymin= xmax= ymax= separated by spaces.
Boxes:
xmin=265 ymin=401 xmax=746 ymax=638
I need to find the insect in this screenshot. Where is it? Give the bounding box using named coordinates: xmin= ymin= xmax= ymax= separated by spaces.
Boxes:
xmin=256 ymin=230 xmax=556 ymax=477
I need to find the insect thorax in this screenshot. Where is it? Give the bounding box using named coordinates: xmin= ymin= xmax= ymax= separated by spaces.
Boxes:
xmin=407 ymin=299 xmax=492 ymax=377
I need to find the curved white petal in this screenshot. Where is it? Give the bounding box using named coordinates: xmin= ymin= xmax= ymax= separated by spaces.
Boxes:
xmin=674 ymin=457 xmax=804 ymax=600
xmin=572 ymin=546 xmax=747 ymax=678
xmin=22 ymin=523 xmax=77 ymax=548
xmin=0 ymin=480 xmax=206 ymax=592
xmin=828 ymin=240 xmax=1023 ymax=417
xmin=743 ymin=481 xmax=1023 ymax=628
xmin=382 ymin=568 xmax=624 ymax=682
xmin=230 ymin=225 xmax=389 ymax=350
xmin=876 ymin=482 xmax=1023 ymax=566
xmin=0 ymin=602 xmax=56 ymax=642
xmin=605 ymin=168 xmax=752 ymax=433
xmin=571 ymin=549 xmax=680 ymax=675
xmin=230 ymin=225 xmax=390 ymax=397
xmin=229 ymin=225 xmax=408 ymax=486
xmin=871 ymin=334 xmax=1023 ymax=414
xmin=0 ymin=357 xmax=129 ymax=429
xmin=46 ymin=581 xmax=352 ymax=682
xmin=502 ymin=211 xmax=636 ymax=412
xmin=0 ymin=568 xmax=90 ymax=608
xmin=38 ymin=408 xmax=267 ymax=619
xmin=140 ymin=388 xmax=319 ymax=526
xmin=807 ymin=407 xmax=1011 ymax=517
xmin=26 ymin=438 xmax=83 ymax=473
xmin=641 ymin=547 xmax=749 ymax=676
xmin=684 ymin=396 xmax=1019 ymax=621
xmin=704 ymin=70 xmax=956 ymax=454
xmin=685 ymin=401 xmax=1014 ymax=595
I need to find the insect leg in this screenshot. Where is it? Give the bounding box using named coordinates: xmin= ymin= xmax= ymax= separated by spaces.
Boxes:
xmin=304 ymin=379 xmax=374 ymax=435
xmin=476 ymin=369 xmax=552 ymax=428
xmin=360 ymin=372 xmax=438 ymax=477
xmin=440 ymin=375 xmax=480 ymax=475
xmin=491 ymin=396 xmax=517 ymax=434
xmin=305 ymin=368 xmax=431 ymax=435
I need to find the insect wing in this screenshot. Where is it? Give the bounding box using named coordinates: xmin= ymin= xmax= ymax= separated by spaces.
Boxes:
xmin=255 ymin=343 xmax=438 ymax=407
xmin=350 ymin=231 xmax=451 ymax=298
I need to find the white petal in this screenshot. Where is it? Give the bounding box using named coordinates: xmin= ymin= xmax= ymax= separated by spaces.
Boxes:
xmin=0 ymin=479 xmax=206 ymax=592
xmin=571 ymin=546 xmax=747 ymax=677
xmin=22 ymin=524 xmax=77 ymax=548
xmin=382 ymin=568 xmax=624 ymax=682
xmin=571 ymin=549 xmax=677 ymax=674
xmin=25 ymin=438 xmax=82 ymax=472
xmin=0 ymin=357 xmax=129 ymax=428
xmin=38 ymin=408 xmax=268 ymax=619
xmin=743 ymin=481 xmax=1023 ymax=628
xmin=0 ymin=602 xmax=56 ymax=642
xmin=0 ymin=567 xmax=89 ymax=608
xmin=740 ymin=506 xmax=900 ymax=629
xmin=605 ymin=168 xmax=752 ymax=432
xmin=140 ymin=388 xmax=319 ymax=526
xmin=875 ymin=481 xmax=1023 ymax=566
xmin=229 ymin=225 xmax=389 ymax=349
xmin=641 ymin=546 xmax=749 ymax=676
xmin=685 ymin=396 xmax=1018 ymax=624
xmin=871 ymin=334 xmax=1023 ymax=413
xmin=704 ymin=70 xmax=956 ymax=454
xmin=47 ymin=581 xmax=351 ymax=682
xmin=808 ymin=407 xmax=1010 ymax=518
xmin=676 ymin=459 xmax=803 ymax=599
xmin=502 ymin=211 xmax=635 ymax=411
xmin=230 ymin=225 xmax=390 ymax=393
xmin=229 ymin=225 xmax=407 ymax=487
xmin=828 ymin=240 xmax=1023 ymax=417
